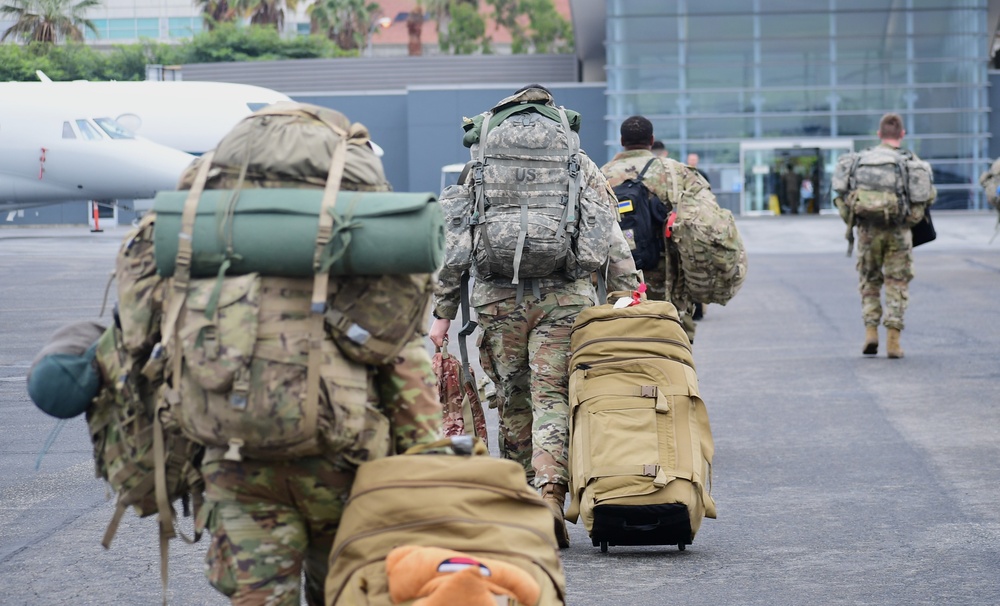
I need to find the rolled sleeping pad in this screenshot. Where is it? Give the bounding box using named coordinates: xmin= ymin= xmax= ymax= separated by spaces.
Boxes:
xmin=152 ymin=189 xmax=445 ymax=278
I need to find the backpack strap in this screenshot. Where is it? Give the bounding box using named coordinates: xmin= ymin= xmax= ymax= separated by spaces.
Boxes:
xmin=306 ymin=120 xmax=350 ymax=458
xmin=637 ymin=158 xmax=656 ymax=182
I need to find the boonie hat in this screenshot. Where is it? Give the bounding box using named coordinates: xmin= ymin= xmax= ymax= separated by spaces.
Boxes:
xmin=26 ymin=321 xmax=106 ymax=419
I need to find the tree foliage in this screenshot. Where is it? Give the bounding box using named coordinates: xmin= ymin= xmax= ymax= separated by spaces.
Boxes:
xmin=439 ymin=1 xmax=488 ymax=55
xmin=0 ymin=25 xmax=349 ymax=82
xmin=0 ymin=0 xmax=100 ymax=43
xmin=486 ymin=0 xmax=572 ymax=54
xmin=307 ymin=0 xmax=380 ymax=51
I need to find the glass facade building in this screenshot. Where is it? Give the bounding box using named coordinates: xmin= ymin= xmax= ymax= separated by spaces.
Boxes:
xmin=605 ymin=0 xmax=990 ymax=214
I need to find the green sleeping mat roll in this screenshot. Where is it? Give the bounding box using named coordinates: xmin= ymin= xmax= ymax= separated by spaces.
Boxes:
xmin=152 ymin=189 xmax=444 ymax=278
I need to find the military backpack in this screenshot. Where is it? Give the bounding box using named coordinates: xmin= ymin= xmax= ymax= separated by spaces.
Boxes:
xmin=664 ymin=163 xmax=748 ymax=306
xmin=833 ymin=146 xmax=935 ymax=226
xmin=452 ymin=90 xmax=615 ymax=288
xmin=613 ymin=158 xmax=669 ymax=271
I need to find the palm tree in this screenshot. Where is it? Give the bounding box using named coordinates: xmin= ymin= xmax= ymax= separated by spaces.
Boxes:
xmin=307 ymin=0 xmax=378 ymax=51
xmin=194 ymin=0 xmax=237 ymax=30
xmin=0 ymin=0 xmax=100 ymax=43
xmin=233 ymin=0 xmax=296 ymax=30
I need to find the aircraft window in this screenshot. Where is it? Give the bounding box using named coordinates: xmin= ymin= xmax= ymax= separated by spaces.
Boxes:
xmin=247 ymin=103 xmax=270 ymax=112
xmin=95 ymin=117 xmax=135 ymax=139
xmin=76 ymin=119 xmax=104 ymax=141
xmin=62 ymin=121 xmax=77 ymax=139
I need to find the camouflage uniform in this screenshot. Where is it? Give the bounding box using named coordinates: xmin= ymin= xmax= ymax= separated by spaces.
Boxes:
xmin=838 ymin=143 xmax=933 ymax=331
xmin=198 ymin=335 xmax=441 ymax=606
xmin=434 ymin=117 xmax=640 ymax=487
xmin=601 ymin=149 xmax=703 ymax=341
xmin=180 ymin=104 xmax=442 ymax=606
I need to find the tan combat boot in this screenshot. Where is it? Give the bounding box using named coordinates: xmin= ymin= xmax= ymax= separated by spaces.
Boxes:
xmin=540 ymin=483 xmax=570 ymax=549
xmin=863 ymin=326 xmax=879 ymax=355
xmin=886 ymin=328 xmax=904 ymax=359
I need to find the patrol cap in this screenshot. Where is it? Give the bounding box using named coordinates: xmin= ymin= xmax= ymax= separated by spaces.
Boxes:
xmin=26 ymin=321 xmax=106 ymax=419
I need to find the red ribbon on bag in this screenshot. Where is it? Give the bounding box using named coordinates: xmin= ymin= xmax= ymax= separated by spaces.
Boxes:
xmin=664 ymin=211 xmax=677 ymax=238
xmin=631 ymin=283 xmax=647 ymax=306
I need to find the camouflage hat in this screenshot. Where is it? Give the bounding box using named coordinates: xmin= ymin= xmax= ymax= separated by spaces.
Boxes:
xmin=27 ymin=321 xmax=106 ymax=419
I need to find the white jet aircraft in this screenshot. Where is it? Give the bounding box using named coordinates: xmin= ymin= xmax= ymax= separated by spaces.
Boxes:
xmin=0 ymin=75 xmax=292 ymax=214
xmin=0 ymin=100 xmax=196 ymax=212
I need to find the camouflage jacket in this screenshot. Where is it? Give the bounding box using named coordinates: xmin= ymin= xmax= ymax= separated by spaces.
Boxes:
xmin=600 ymin=150 xmax=707 ymax=306
xmin=433 ymin=152 xmax=640 ymax=319
xmin=600 ymin=150 xmax=710 ymax=212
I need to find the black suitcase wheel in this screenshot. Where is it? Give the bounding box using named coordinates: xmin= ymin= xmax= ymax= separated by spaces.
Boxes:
xmin=677 ymin=543 xmax=685 ymax=551
xmin=600 ymin=541 xmax=608 ymax=553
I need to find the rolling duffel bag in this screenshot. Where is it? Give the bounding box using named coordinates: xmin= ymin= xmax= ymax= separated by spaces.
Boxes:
xmin=566 ymin=294 xmax=716 ymax=552
xmin=325 ymin=437 xmax=566 ymax=606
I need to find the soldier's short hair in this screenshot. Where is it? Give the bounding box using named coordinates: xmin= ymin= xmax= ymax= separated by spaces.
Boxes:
xmin=879 ymin=113 xmax=904 ymax=140
xmin=621 ymin=116 xmax=653 ymax=147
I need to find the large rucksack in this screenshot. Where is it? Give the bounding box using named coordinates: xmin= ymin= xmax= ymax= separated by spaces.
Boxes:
xmin=663 ymin=163 xmax=747 ymax=305
xmin=158 ymin=102 xmax=430 ymax=463
xmin=613 ymin=158 xmax=669 ymax=271
xmin=833 ymin=146 xmax=936 ymax=226
xmin=566 ymin=295 xmax=716 ymax=552
xmin=461 ymin=91 xmax=615 ymax=286
xmin=325 ymin=438 xmax=567 ymax=605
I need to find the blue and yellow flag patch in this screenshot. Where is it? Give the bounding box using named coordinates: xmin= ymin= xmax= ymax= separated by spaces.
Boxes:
xmin=617 ymin=198 xmax=634 ymax=213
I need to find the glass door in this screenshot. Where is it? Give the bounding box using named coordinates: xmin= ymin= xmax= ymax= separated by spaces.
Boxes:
xmin=740 ymin=138 xmax=854 ymax=216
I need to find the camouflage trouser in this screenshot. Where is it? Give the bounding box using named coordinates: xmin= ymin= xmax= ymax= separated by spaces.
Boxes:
xmin=198 ymin=453 xmax=355 ymax=606
xmin=476 ymin=290 xmax=591 ymax=488
xmin=856 ymin=224 xmax=914 ymax=330
xmin=643 ymin=257 xmax=697 ymax=343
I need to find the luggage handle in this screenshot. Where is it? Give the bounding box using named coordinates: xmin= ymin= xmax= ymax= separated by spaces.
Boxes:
xmin=404 ymin=435 xmax=488 ymax=456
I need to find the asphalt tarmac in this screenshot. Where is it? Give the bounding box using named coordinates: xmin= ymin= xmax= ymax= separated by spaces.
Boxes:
xmin=1 ymin=211 xmax=999 ymax=605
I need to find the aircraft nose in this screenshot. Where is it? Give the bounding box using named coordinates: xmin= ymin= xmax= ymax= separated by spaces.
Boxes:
xmin=150 ymin=146 xmax=198 ymax=191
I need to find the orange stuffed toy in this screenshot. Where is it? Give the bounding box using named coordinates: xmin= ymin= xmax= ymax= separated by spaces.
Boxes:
xmin=385 ymin=545 xmax=541 ymax=606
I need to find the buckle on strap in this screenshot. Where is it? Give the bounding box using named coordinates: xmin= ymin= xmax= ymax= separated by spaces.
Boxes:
xmin=640 ymin=385 xmax=658 ymax=398
xmin=642 ymin=464 xmax=659 ymax=477
xmin=568 ymin=155 xmax=581 ymax=178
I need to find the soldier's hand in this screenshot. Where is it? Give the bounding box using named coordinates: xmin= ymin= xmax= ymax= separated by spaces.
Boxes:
xmin=429 ymin=318 xmax=451 ymax=348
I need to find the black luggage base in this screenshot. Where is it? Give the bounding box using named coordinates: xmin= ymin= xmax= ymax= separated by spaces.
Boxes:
xmin=590 ymin=503 xmax=693 ymax=553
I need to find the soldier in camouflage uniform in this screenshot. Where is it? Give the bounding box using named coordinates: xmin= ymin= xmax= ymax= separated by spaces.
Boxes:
xmin=429 ymin=85 xmax=640 ymax=549
xmin=175 ymin=105 xmax=443 ymax=606
xmin=199 ymin=336 xmax=441 ymax=606
xmin=834 ymin=113 xmax=935 ymax=359
xmin=600 ymin=115 xmax=705 ymax=342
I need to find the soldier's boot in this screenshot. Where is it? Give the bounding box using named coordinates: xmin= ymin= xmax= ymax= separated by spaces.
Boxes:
xmin=541 ymin=483 xmax=570 ymax=549
xmin=887 ymin=328 xmax=904 ymax=359
xmin=863 ymin=325 xmax=879 ymax=355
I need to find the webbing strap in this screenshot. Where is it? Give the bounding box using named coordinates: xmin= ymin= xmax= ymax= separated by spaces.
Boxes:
xmin=590 ymin=464 xmax=688 ymax=484
xmin=457 ymin=272 xmax=477 ymax=385
xmin=511 ymin=202 xmax=529 ymax=285
xmin=162 ymin=151 xmax=215 ymax=349
xmin=558 ymin=107 xmax=580 ymax=237
xmin=153 ymin=403 xmax=176 ymax=606
xmin=486 ymin=148 xmax=573 ymax=158
xmin=473 ymin=111 xmax=492 ymax=221
xmin=637 ymin=157 xmax=656 ymax=182
xmin=307 ymin=122 xmax=349 ymax=445
xmin=578 ymin=383 xmax=690 ymax=401
xmin=667 ymin=160 xmax=681 ymax=208
xmin=101 ymin=501 xmax=129 ymax=549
